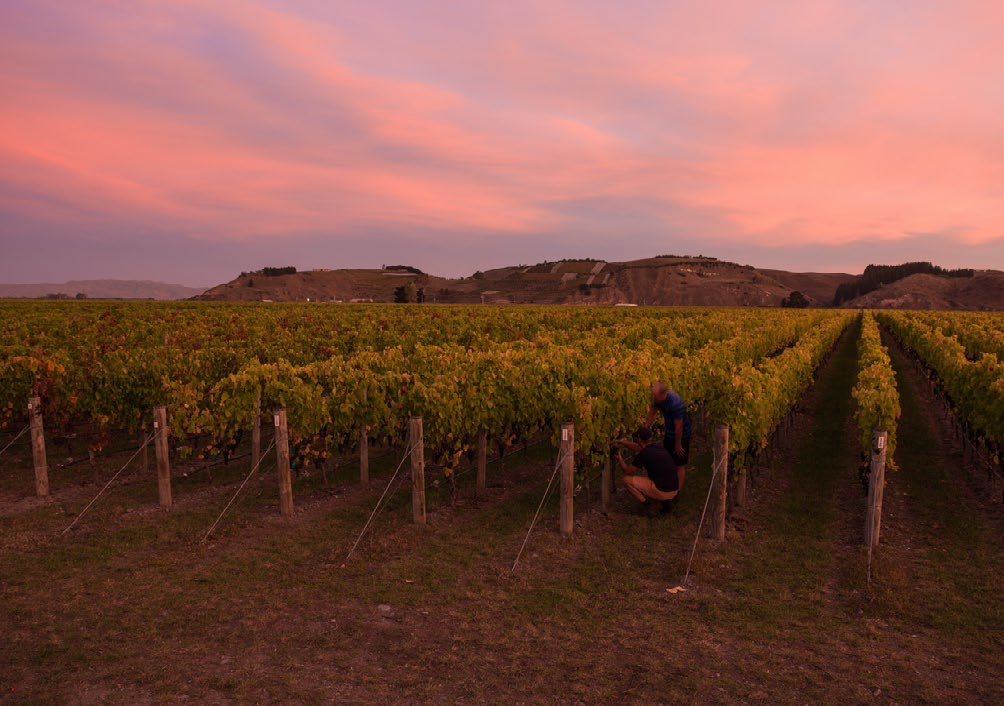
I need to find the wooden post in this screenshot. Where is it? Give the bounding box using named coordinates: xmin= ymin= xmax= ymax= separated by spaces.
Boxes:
xmin=560 ymin=422 xmax=574 ymax=537
xmin=251 ymin=396 xmax=261 ymax=473
xmin=476 ymin=430 xmax=487 ymax=496
xmin=866 ymin=429 xmax=888 ymax=547
xmin=711 ymin=424 xmax=728 ymax=541
xmin=736 ymin=463 xmax=747 ymax=507
xmin=601 ymin=443 xmax=612 ymax=514
xmin=28 ymin=397 xmax=49 ymax=498
xmin=359 ymin=427 xmax=369 ymax=485
xmin=153 ymin=406 xmax=172 ymax=510
xmin=410 ymin=416 xmax=425 ymax=524
xmin=273 ymin=409 xmax=293 ymax=517
xmin=139 ymin=430 xmax=149 ymax=473
xmin=360 ymin=389 xmax=369 ymax=485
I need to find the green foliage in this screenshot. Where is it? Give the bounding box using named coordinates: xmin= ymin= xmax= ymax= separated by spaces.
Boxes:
xmin=393 ymin=283 xmax=417 ymax=303
xmin=781 ymin=291 xmax=809 ymax=308
xmin=259 ymin=266 xmax=297 ymax=277
xmin=877 ymin=310 xmax=1003 ymax=459
xmin=851 ymin=312 xmax=900 ymax=468
xmin=0 ymin=301 xmax=861 ymax=475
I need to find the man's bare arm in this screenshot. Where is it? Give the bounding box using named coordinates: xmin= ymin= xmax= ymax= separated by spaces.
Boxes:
xmin=645 ymin=407 xmax=656 ymax=428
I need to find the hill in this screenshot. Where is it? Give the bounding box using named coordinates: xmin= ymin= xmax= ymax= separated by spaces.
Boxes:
xmin=195 ymin=259 xmax=1002 ymax=310
xmin=0 ymin=280 xmax=206 ymax=300
xmin=756 ymin=270 xmax=857 ymax=306
xmin=841 ymin=270 xmax=1004 ymax=311
xmin=196 ymin=258 xmax=809 ymax=306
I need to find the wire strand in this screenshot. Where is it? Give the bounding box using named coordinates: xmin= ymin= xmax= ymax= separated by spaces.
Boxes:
xmin=678 ymin=450 xmax=727 ymax=588
xmin=0 ymin=424 xmax=31 ymax=459
xmin=201 ymin=438 xmax=276 ymax=543
xmin=511 ymin=448 xmax=567 ymax=573
xmin=342 ymin=439 xmax=415 ymax=565
xmin=61 ymin=431 xmax=156 ymax=536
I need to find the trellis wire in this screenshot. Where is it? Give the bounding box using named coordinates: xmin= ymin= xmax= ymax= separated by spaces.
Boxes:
xmin=341 ymin=437 xmax=415 ymax=565
xmin=511 ymin=446 xmax=567 ymax=573
xmin=61 ymin=431 xmax=156 ymax=536
xmin=0 ymin=424 xmax=31 ymax=459
xmin=202 ymin=437 xmax=277 ymax=542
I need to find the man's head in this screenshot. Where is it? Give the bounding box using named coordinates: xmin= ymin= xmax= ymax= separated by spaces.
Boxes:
xmin=651 ymin=381 xmax=669 ymax=402
xmin=632 ymin=426 xmax=653 ymax=445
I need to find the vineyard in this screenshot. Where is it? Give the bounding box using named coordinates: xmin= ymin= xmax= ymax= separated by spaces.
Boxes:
xmin=1 ymin=302 xmax=854 ymax=481
xmin=1 ymin=302 xmax=1002 ymax=702
xmin=2 ymin=301 xmax=1002 ymax=532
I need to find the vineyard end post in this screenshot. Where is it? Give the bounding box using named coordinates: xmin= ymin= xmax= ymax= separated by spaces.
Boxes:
xmin=153 ymin=406 xmax=172 ymax=511
xmin=560 ymin=422 xmax=574 ymax=537
xmin=410 ymin=416 xmax=426 ymax=524
xmin=867 ymin=429 xmax=888 ymax=547
xmin=274 ymin=409 xmax=294 ymax=517
xmin=28 ymin=397 xmax=49 ymax=497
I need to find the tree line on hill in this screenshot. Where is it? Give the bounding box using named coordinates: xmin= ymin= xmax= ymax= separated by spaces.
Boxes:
xmin=833 ymin=262 xmax=974 ymax=305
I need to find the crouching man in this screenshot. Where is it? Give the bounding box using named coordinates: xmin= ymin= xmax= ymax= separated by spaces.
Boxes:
xmin=615 ymin=426 xmax=679 ymax=514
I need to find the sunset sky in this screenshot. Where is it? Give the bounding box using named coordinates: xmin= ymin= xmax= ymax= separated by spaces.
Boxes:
xmin=2 ymin=1 xmax=1003 ymax=287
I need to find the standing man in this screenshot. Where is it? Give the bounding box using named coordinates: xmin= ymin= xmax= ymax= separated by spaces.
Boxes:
xmin=645 ymin=381 xmax=691 ymax=488
xmin=616 ymin=427 xmax=679 ymax=514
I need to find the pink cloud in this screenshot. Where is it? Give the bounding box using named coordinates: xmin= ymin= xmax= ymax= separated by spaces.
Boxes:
xmin=1 ymin=0 xmax=1003 ymax=277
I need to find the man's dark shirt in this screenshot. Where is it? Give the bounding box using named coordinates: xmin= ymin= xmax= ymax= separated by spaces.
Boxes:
xmin=653 ymin=391 xmax=692 ymax=439
xmin=634 ymin=444 xmax=679 ymax=493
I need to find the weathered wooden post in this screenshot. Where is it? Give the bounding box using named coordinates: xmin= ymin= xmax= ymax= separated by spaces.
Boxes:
xmin=560 ymin=422 xmax=574 ymax=537
xmin=139 ymin=430 xmax=149 ymax=473
xmin=28 ymin=397 xmax=49 ymax=497
xmin=601 ymin=442 xmax=612 ymax=514
xmin=711 ymin=424 xmax=729 ymax=540
xmin=153 ymin=405 xmax=172 ymax=510
xmin=251 ymin=396 xmax=261 ymax=473
xmin=476 ymin=430 xmax=487 ymax=496
xmin=410 ymin=416 xmax=425 ymax=524
xmin=865 ymin=429 xmax=888 ymax=547
xmin=273 ymin=409 xmax=294 ymax=517
xmin=736 ymin=463 xmax=747 ymax=507
xmin=359 ymin=389 xmax=369 ymax=485
xmin=359 ymin=427 xmax=369 ymax=485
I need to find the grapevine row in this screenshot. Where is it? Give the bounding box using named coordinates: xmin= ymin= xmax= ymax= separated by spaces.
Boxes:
xmin=876 ymin=311 xmax=1002 ymax=455
xmin=892 ymin=310 xmax=1004 ymax=361
xmin=851 ymin=312 xmax=900 ymax=467
xmin=1 ymin=304 xmax=850 ymax=476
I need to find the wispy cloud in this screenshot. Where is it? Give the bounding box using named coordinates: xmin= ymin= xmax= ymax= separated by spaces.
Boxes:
xmin=1 ymin=0 xmax=1002 ymax=283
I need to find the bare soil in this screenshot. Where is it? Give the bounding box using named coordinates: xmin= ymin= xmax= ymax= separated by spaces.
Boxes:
xmin=1 ymin=328 xmax=1002 ymax=703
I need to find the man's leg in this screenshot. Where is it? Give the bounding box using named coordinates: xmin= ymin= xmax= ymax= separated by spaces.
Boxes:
xmin=624 ymin=475 xmax=677 ymax=502
xmin=674 ymin=436 xmax=691 ymax=489
xmin=621 ymin=475 xmax=648 ymax=503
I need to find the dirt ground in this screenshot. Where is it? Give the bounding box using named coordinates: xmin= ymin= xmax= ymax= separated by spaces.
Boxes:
xmin=1 ymin=327 xmax=1002 ymax=704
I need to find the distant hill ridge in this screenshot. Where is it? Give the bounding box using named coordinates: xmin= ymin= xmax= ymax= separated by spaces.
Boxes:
xmin=0 ymin=280 xmax=206 ymax=300
xmin=194 ymin=257 xmax=1002 ymax=311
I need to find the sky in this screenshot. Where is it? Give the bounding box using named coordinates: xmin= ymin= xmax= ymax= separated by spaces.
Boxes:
xmin=2 ymin=0 xmax=1003 ymax=287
